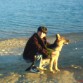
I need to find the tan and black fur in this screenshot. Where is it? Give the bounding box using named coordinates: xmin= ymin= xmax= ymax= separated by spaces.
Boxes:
xmin=41 ymin=34 xmax=69 ymax=73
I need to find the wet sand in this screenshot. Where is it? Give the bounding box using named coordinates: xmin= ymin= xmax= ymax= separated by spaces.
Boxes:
xmin=0 ymin=62 xmax=83 ymax=83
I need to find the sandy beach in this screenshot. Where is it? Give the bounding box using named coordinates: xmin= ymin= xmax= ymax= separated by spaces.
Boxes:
xmin=0 ymin=62 xmax=83 ymax=83
xmin=0 ymin=33 xmax=83 ymax=83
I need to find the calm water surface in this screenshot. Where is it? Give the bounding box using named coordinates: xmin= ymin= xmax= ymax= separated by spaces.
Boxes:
xmin=0 ymin=0 xmax=83 ymax=39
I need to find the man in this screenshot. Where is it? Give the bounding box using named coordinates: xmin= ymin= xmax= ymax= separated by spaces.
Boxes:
xmin=23 ymin=26 xmax=55 ymax=73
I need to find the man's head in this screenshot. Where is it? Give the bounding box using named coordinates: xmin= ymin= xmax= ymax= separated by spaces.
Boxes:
xmin=37 ymin=26 xmax=47 ymax=38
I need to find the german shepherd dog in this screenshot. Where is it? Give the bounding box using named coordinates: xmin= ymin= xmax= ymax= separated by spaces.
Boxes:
xmin=41 ymin=34 xmax=69 ymax=73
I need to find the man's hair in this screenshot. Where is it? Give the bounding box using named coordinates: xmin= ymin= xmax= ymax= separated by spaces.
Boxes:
xmin=37 ymin=26 xmax=47 ymax=34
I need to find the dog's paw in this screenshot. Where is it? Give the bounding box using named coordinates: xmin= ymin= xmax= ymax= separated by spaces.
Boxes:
xmin=39 ymin=67 xmax=47 ymax=71
xmin=56 ymin=69 xmax=60 ymax=72
xmin=43 ymin=68 xmax=47 ymax=70
xmin=50 ymin=70 xmax=55 ymax=73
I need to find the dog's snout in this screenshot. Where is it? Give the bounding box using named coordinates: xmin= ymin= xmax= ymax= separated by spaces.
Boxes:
xmin=66 ymin=40 xmax=69 ymax=44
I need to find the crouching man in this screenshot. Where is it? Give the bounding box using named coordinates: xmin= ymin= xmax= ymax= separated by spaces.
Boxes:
xmin=23 ymin=26 xmax=55 ymax=73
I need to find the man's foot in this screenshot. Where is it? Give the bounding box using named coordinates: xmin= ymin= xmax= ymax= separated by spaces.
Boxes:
xmin=50 ymin=70 xmax=55 ymax=73
xmin=30 ymin=68 xmax=40 ymax=73
xmin=30 ymin=66 xmax=44 ymax=74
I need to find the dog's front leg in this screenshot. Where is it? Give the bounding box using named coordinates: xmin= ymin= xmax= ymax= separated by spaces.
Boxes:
xmin=50 ymin=58 xmax=55 ymax=73
xmin=54 ymin=57 xmax=60 ymax=71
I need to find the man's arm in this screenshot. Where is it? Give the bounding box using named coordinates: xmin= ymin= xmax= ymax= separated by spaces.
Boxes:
xmin=33 ymin=37 xmax=48 ymax=56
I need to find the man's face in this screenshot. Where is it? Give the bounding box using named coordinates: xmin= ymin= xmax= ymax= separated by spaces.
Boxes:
xmin=41 ymin=32 xmax=46 ymax=38
xmin=38 ymin=31 xmax=46 ymax=39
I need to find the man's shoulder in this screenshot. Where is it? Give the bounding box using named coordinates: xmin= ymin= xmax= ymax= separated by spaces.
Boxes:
xmin=29 ymin=33 xmax=38 ymax=41
xmin=33 ymin=33 xmax=37 ymax=36
xmin=31 ymin=33 xmax=38 ymax=38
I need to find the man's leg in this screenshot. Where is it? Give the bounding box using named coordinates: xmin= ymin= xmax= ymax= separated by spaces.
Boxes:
xmin=25 ymin=62 xmax=34 ymax=71
xmin=33 ymin=54 xmax=42 ymax=68
xmin=30 ymin=54 xmax=43 ymax=73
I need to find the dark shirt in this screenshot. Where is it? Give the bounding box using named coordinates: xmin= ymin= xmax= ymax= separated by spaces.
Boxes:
xmin=23 ymin=33 xmax=55 ymax=61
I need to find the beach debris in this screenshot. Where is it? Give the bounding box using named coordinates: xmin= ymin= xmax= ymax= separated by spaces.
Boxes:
xmin=0 ymin=74 xmax=3 ymax=76
xmin=19 ymin=75 xmax=21 ymax=77
xmin=75 ymin=48 xmax=78 ymax=50
xmin=2 ymin=50 xmax=5 ymax=52
xmin=71 ymin=65 xmax=82 ymax=69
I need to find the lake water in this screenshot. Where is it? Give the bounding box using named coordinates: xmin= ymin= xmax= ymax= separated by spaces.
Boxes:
xmin=0 ymin=0 xmax=83 ymax=39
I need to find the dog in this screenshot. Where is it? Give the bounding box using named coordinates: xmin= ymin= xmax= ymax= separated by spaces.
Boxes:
xmin=40 ymin=34 xmax=69 ymax=73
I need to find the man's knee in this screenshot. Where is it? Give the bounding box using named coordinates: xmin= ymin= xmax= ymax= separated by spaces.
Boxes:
xmin=35 ymin=54 xmax=42 ymax=60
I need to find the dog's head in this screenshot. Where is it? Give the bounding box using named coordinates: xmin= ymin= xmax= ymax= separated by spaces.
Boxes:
xmin=56 ymin=34 xmax=69 ymax=46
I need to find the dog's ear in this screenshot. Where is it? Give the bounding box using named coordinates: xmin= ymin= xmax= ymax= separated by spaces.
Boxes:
xmin=56 ymin=34 xmax=60 ymax=39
